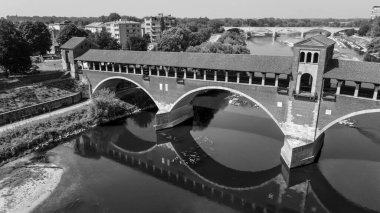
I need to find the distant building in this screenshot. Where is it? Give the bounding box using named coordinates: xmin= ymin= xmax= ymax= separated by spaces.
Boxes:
xmin=48 ymin=20 xmax=71 ymax=55
xmin=105 ymin=20 xmax=142 ymax=49
xmin=143 ymin=13 xmax=176 ymax=42
xmin=371 ymin=6 xmax=380 ymax=19
xmin=85 ymin=22 xmax=106 ymax=33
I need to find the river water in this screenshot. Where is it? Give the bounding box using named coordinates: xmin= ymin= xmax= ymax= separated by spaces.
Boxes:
xmin=33 ymin=90 xmax=380 ymax=213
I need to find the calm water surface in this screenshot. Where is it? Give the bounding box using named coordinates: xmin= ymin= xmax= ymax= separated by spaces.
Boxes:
xmin=34 ymin=91 xmax=380 ymax=213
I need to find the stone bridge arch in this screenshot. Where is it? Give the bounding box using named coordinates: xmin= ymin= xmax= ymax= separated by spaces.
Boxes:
xmin=317 ymin=108 xmax=380 ymax=138
xmin=91 ymin=76 xmax=159 ymax=107
xmin=168 ymin=86 xmax=286 ymax=135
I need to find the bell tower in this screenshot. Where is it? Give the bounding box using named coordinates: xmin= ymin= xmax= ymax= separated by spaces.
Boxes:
xmin=290 ymin=35 xmax=335 ymax=99
xmin=281 ymin=35 xmax=335 ymax=168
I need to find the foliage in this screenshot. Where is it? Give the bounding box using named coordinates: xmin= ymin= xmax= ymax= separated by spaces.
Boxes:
xmin=157 ymin=27 xmax=191 ymax=52
xmin=0 ymin=19 xmax=32 ymax=77
xmin=88 ymin=29 xmax=120 ymax=50
xmin=126 ymin=35 xmax=150 ymax=51
xmin=108 ymin=13 xmax=121 ymax=22
xmin=18 ymin=21 xmax=52 ymax=55
xmin=208 ymin=19 xmax=225 ymax=33
xmin=370 ymin=18 xmax=380 ymax=38
xmin=186 ymin=42 xmax=250 ymax=54
xmin=56 ymin=24 xmax=88 ymax=45
xmin=217 ymin=30 xmax=246 ymax=46
xmin=358 ymin=24 xmax=371 ymax=36
xmin=344 ymin=28 xmax=356 ymax=37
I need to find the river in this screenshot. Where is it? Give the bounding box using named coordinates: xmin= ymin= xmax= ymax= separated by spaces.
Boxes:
xmin=31 ymin=90 xmax=380 ymax=213
xmin=246 ymin=34 xmax=365 ymax=61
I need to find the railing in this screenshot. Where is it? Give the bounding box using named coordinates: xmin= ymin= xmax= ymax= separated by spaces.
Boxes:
xmin=277 ymin=87 xmax=289 ymax=95
xmin=322 ymin=89 xmax=337 ymax=102
xmin=293 ymin=91 xmax=318 ymax=102
xmin=176 ymin=78 xmax=185 ymax=85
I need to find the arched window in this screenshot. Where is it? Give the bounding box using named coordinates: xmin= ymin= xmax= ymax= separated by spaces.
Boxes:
xmin=306 ymin=52 xmax=312 ymax=63
xmin=313 ymin=53 xmax=319 ymax=63
xmin=300 ymin=73 xmax=313 ymax=93
xmin=300 ymin=52 xmax=305 ymax=62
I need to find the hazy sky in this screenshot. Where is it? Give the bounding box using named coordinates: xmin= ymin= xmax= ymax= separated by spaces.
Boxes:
xmin=0 ymin=0 xmax=379 ymax=19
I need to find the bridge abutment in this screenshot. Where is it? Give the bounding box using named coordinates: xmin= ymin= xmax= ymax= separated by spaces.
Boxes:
xmin=154 ymin=104 xmax=194 ymax=130
xmin=281 ymin=134 xmax=324 ymax=168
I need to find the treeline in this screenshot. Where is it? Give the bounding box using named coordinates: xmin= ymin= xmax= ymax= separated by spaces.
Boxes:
xmin=6 ymin=14 xmax=142 ymax=26
xmin=7 ymin=15 xmax=369 ymax=28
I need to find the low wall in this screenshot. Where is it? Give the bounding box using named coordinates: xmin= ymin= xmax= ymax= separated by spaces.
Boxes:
xmin=0 ymin=92 xmax=83 ymax=126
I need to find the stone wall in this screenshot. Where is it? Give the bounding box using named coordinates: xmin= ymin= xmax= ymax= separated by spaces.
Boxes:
xmin=0 ymin=92 xmax=83 ymax=126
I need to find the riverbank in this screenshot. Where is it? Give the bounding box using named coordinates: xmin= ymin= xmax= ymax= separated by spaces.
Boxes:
xmin=0 ymin=89 xmax=154 ymax=166
xmin=0 ymin=155 xmax=63 ymax=213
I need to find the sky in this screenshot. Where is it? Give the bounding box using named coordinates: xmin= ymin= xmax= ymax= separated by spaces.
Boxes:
xmin=0 ymin=0 xmax=379 ymax=19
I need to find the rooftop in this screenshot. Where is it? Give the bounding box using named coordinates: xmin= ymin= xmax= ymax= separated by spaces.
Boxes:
xmin=85 ymin=22 xmax=105 ymax=28
xmin=75 ymin=49 xmax=293 ymax=74
xmin=105 ymin=20 xmax=141 ymax=25
xmin=294 ymin=35 xmax=335 ymax=47
xmin=324 ymin=59 xmax=380 ymax=84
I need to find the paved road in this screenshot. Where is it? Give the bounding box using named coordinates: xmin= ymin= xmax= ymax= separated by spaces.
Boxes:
xmin=0 ymin=100 xmax=92 ymax=134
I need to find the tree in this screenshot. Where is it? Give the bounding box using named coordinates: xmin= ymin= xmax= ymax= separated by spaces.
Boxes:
xmin=56 ymin=24 xmax=88 ymax=45
xmin=217 ymin=30 xmax=246 ymax=46
xmin=358 ymin=24 xmax=371 ymax=36
xmin=186 ymin=42 xmax=250 ymax=54
xmin=157 ymin=27 xmax=191 ymax=52
xmin=208 ymin=19 xmax=224 ymax=33
xmin=108 ymin=13 xmax=121 ymax=22
xmin=370 ymin=18 xmax=380 ymax=38
xmin=365 ymin=37 xmax=380 ymax=63
xmin=0 ymin=19 xmax=32 ymax=77
xmin=126 ymin=35 xmax=150 ymax=51
xmin=88 ymin=29 xmax=120 ymax=50
xmin=18 ymin=21 xmax=52 ymax=55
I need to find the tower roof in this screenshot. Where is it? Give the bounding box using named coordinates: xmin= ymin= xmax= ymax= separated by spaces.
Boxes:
xmin=294 ymin=35 xmax=335 ymax=47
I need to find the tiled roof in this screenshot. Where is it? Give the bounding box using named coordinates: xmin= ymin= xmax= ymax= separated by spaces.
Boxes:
xmin=75 ymin=50 xmax=294 ymax=74
xmin=60 ymin=37 xmax=87 ymax=49
xmin=294 ymin=35 xmax=335 ymax=47
xmin=85 ymin=22 xmax=105 ymax=28
xmin=324 ymin=59 xmax=380 ymax=84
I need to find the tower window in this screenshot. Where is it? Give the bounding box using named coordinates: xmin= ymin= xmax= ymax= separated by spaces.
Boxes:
xmin=300 ymin=52 xmax=305 ymax=62
xmin=306 ymin=52 xmax=312 ymax=63
xmin=313 ymin=53 xmax=319 ymax=63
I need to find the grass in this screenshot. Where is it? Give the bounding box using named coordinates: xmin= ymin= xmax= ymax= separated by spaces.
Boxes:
xmin=0 ymin=89 xmax=137 ymax=163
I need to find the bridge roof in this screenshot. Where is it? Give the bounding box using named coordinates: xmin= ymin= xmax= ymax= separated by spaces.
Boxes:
xmin=324 ymin=59 xmax=380 ymax=84
xmin=75 ymin=49 xmax=293 ymax=74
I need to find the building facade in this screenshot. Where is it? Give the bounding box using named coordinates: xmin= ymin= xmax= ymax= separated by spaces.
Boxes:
xmin=143 ymin=13 xmax=176 ymax=42
xmin=105 ymin=20 xmax=142 ymax=50
xmin=85 ymin=22 xmax=106 ymax=33
xmin=371 ymin=6 xmax=380 ymax=19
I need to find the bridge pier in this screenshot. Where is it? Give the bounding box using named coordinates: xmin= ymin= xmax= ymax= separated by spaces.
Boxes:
xmin=154 ymin=104 xmax=194 ymax=130
xmin=281 ymin=134 xmax=324 ymax=168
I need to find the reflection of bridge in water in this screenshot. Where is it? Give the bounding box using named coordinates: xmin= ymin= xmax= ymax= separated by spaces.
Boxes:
xmin=73 ymin=120 xmax=376 ymax=213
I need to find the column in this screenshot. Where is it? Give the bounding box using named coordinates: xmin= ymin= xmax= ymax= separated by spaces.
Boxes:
xmin=261 ymin=73 xmax=266 ymax=86
xmin=105 ymin=63 xmax=108 ymax=71
xmin=203 ymin=70 xmax=206 ymax=80
xmin=119 ymin=64 xmax=122 ymax=72
xmin=184 ymin=69 xmax=187 ymax=79
xmin=133 ymin=65 xmax=136 ymax=74
xmin=112 ymin=63 xmax=115 ymax=72
xmin=336 ymin=80 xmax=342 ymax=95
xmin=275 ymin=74 xmax=279 ymax=87
xmin=214 ymin=71 xmax=217 ymax=81
xmin=225 ymin=71 xmax=228 ymax=82
xmin=174 ymin=67 xmax=177 ymax=78
xmin=373 ymin=85 xmax=379 ymax=100
xmin=354 ymin=82 xmax=360 ymax=97
xmin=237 ymin=72 xmax=240 ymax=83
xmin=249 ymin=73 xmax=253 ymax=84
xmin=148 ymin=66 xmax=152 ymax=75
xmin=165 ymin=67 xmax=168 ymax=77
